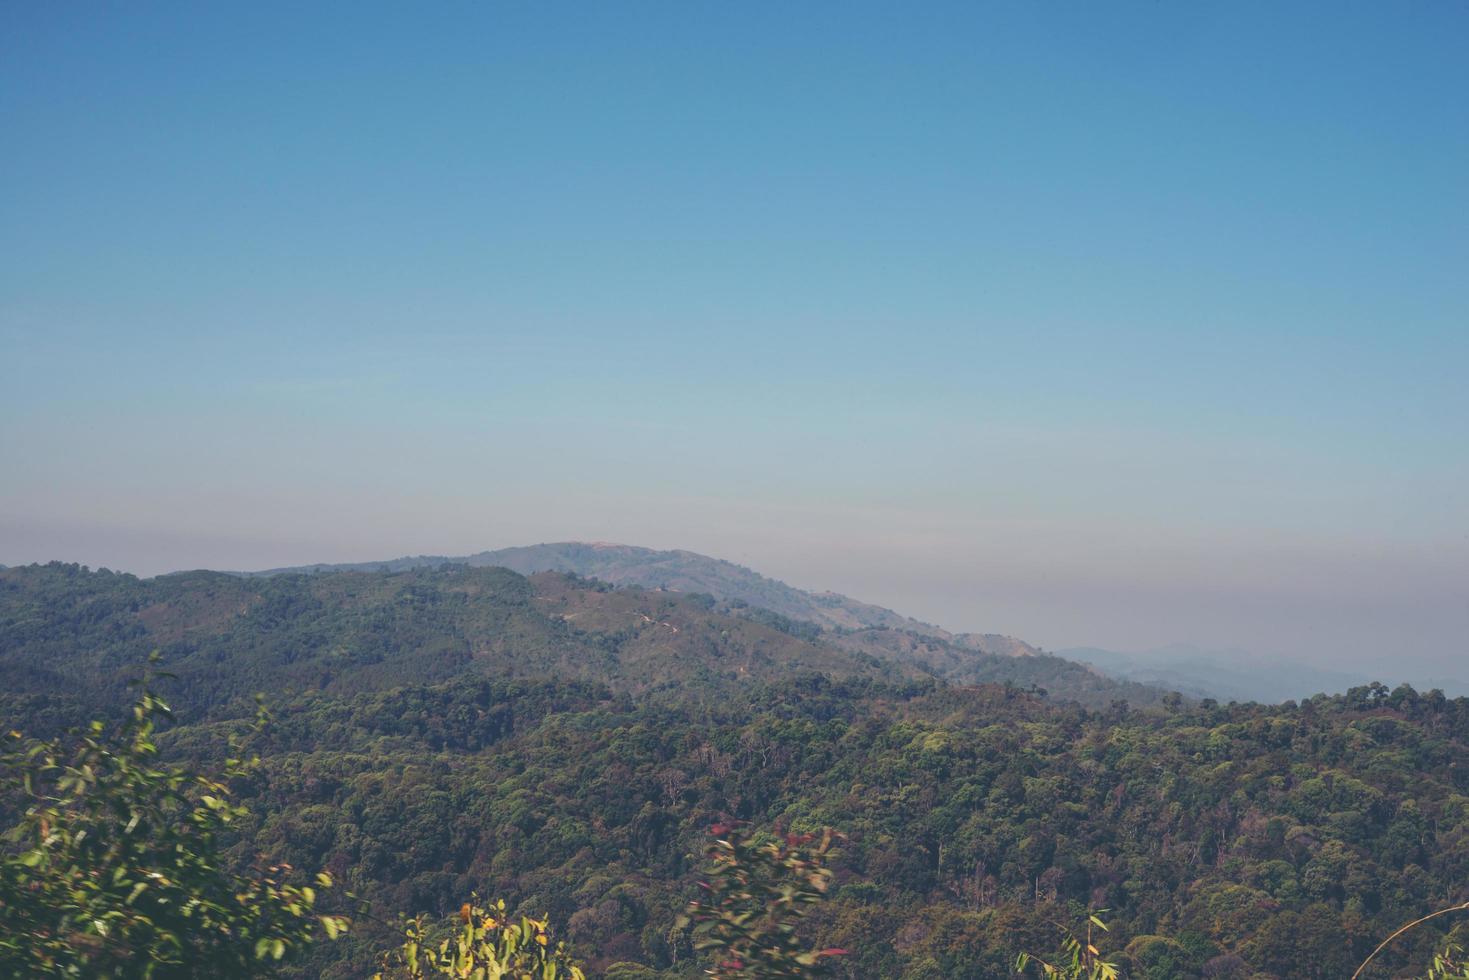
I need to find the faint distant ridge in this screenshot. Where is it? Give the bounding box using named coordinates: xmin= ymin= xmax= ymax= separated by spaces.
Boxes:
xmin=246 ymin=541 xmax=1042 ymax=659
xmin=1060 ymin=643 xmax=1469 ymax=701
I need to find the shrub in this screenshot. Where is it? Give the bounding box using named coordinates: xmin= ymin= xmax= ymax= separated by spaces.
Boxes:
xmin=373 ymin=896 xmax=586 ymax=979
xmin=678 ymin=824 xmax=846 ymax=979
xmin=0 ymin=663 xmax=345 ymax=977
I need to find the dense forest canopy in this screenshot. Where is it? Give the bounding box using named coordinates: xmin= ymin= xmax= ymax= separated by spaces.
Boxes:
xmin=3 ymin=562 xmax=1468 ymax=978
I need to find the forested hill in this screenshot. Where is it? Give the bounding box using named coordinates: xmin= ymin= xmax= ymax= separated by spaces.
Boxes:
xmin=45 ymin=665 xmax=1469 ymax=978
xmin=0 ymin=562 xmax=1163 ymax=721
xmin=245 ymin=541 xmax=1044 ymax=659
xmin=4 ymin=562 xmax=1469 ymax=978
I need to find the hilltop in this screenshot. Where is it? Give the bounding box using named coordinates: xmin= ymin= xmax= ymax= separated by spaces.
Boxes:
xmin=0 ymin=562 xmax=903 ymax=719
xmin=0 ymin=561 xmax=1166 ymax=720
xmin=248 ymin=541 xmax=1046 ymax=656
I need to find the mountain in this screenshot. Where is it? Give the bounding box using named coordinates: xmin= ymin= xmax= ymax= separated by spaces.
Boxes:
xmin=1061 ymin=643 xmax=1467 ymax=702
xmin=237 ymin=543 xmax=1179 ymax=707
xmin=828 ymin=627 xmax=1161 ymax=706
xmin=0 ymin=562 xmax=923 ymax=722
xmin=0 ymin=561 xmax=1168 ymax=720
xmin=7 ymin=561 xmax=1469 ymax=978
xmin=247 ymin=541 xmax=1045 ymax=657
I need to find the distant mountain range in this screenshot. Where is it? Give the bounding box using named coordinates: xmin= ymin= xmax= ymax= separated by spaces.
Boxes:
xmin=243 ymin=541 xmax=1469 ymax=703
xmin=240 ymin=542 xmax=1180 ymax=706
xmin=1060 ymin=643 xmax=1468 ymax=701
xmin=2 ymin=559 xmax=1171 ymax=719
xmin=247 ymin=542 xmax=1044 ymax=660
xmin=0 ymin=540 xmax=1433 ymax=708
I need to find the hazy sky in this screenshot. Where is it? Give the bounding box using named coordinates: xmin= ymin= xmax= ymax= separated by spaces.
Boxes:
xmin=2 ymin=2 xmax=1466 ymax=678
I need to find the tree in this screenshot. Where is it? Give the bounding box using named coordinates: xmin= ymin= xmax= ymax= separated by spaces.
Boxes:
xmin=1423 ymin=939 xmax=1469 ymax=980
xmin=0 ymin=663 xmax=346 ymax=977
xmin=678 ymin=824 xmax=847 ymax=979
xmin=1015 ymin=909 xmax=1120 ymax=980
xmin=1352 ymin=902 xmax=1469 ymax=980
xmin=372 ymin=897 xmax=586 ymax=979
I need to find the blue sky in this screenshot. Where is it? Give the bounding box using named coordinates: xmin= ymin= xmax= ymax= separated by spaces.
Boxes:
xmin=2 ymin=2 xmax=1465 ymax=677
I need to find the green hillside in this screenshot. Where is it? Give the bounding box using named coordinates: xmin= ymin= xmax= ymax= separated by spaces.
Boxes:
xmin=0 ymin=562 xmax=1163 ymax=717
xmin=107 ymin=670 xmax=1469 ymax=977
xmin=247 ymin=542 xmax=1044 ymax=657
xmin=4 ymin=562 xmax=1469 ymax=978
xmin=0 ymin=563 xmax=918 ymax=721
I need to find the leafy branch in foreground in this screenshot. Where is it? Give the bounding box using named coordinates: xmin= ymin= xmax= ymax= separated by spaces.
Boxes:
xmin=372 ymin=896 xmax=585 ymax=979
xmin=1014 ymin=909 xmax=1119 ymax=980
xmin=1423 ymin=938 xmax=1469 ymax=980
xmin=677 ymin=823 xmax=846 ymax=979
xmin=1352 ymin=902 xmax=1469 ymax=980
xmin=0 ymin=657 xmax=346 ymax=978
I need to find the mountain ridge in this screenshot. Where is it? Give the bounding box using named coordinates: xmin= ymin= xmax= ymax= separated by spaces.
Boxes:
xmin=0 ymin=559 xmax=1171 ymax=716
xmin=1062 ymin=643 xmax=1469 ymax=701
xmin=242 ymin=541 xmax=1046 ymax=660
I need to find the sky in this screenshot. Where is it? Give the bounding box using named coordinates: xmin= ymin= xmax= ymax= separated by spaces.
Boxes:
xmin=2 ymin=2 xmax=1466 ymax=680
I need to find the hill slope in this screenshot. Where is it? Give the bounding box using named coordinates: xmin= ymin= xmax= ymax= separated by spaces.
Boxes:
xmin=0 ymin=562 xmax=927 ymax=720
xmin=7 ymin=562 xmax=1469 ymax=978
xmin=144 ymin=668 xmax=1469 ymax=977
xmin=248 ymin=541 xmax=1046 ymax=656
xmin=0 ymin=561 xmax=1169 ymax=720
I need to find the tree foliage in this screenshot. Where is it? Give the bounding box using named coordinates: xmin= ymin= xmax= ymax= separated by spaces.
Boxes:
xmin=1015 ymin=910 xmax=1119 ymax=980
xmin=373 ymin=896 xmax=585 ymax=980
xmin=0 ymin=664 xmax=345 ymax=977
xmin=678 ymin=825 xmax=845 ymax=978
